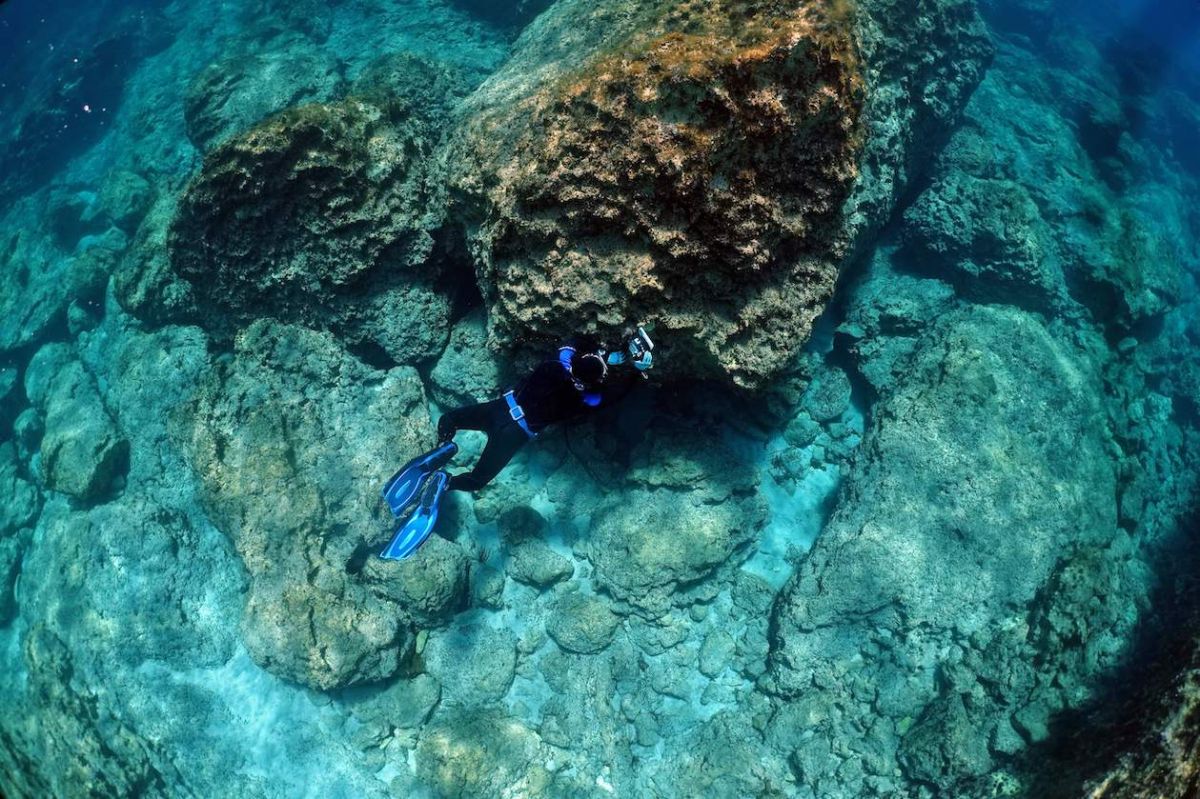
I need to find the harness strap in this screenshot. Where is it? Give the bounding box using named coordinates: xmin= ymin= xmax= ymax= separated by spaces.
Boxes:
xmin=503 ymin=390 xmax=537 ymax=439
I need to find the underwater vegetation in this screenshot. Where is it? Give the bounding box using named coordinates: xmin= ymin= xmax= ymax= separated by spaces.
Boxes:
xmin=0 ymin=0 xmax=1198 ymax=797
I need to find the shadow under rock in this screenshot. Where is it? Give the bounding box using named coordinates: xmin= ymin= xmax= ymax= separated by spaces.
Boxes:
xmin=1017 ymin=504 xmax=1200 ymax=798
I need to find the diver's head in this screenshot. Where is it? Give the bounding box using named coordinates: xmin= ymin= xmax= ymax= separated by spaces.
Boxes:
xmin=572 ymin=352 xmax=607 ymax=388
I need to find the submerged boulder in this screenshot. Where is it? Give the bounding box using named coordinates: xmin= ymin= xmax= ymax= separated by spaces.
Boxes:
xmin=765 ymin=305 xmax=1135 ymax=795
xmin=184 ymin=320 xmax=463 ymax=690
xmin=446 ymin=0 xmax=991 ymax=386
xmin=169 ymin=55 xmax=473 ymax=364
xmin=546 ymin=592 xmax=619 ymax=654
xmin=24 ymin=344 xmax=128 ymax=502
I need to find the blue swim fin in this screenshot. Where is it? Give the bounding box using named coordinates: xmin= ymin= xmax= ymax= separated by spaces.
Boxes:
xmin=382 ymin=441 xmax=457 ymax=517
xmin=381 ymin=470 xmax=449 ymax=561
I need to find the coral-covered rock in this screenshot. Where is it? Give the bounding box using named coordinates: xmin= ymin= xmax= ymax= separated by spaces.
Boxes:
xmin=169 ymin=89 xmax=453 ymax=364
xmin=184 ymin=320 xmax=460 ymax=690
xmin=447 ymin=0 xmax=991 ymax=386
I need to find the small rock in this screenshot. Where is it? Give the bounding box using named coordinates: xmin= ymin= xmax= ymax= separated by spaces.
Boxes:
xmin=352 ymin=673 xmax=441 ymax=731
xmin=784 ymin=413 xmax=822 ymax=448
xmin=498 ymin=506 xmax=547 ymax=544
xmin=546 ymin=593 xmax=618 ymax=654
xmin=423 ymin=622 xmax=517 ymax=706
xmin=96 ymin=170 xmax=153 ymax=232
xmin=471 ymin=564 xmax=506 ymax=609
xmin=698 ymin=630 xmax=736 ymax=678
xmin=371 ymin=535 xmax=468 ymax=626
xmin=802 ymin=365 xmax=853 ymax=422
xmin=12 ymin=409 xmax=43 ymax=462
xmin=1012 ymin=702 xmax=1051 ymax=743
xmin=507 ymin=540 xmax=574 ymax=588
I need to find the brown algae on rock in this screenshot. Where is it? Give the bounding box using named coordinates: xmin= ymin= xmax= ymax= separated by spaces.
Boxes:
xmin=450 ymin=0 xmax=866 ymax=387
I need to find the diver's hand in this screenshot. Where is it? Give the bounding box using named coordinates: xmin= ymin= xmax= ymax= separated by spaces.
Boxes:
xmin=632 ymin=349 xmax=653 ymax=371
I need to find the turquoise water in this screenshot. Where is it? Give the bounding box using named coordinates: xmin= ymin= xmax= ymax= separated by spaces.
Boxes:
xmin=0 ymin=1 xmax=1198 ymax=797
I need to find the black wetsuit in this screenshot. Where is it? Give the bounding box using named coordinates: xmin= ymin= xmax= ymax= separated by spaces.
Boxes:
xmin=437 ymin=338 xmax=636 ymax=491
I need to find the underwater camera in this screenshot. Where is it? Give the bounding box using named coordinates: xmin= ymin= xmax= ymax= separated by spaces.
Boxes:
xmin=629 ymin=325 xmax=654 ymax=359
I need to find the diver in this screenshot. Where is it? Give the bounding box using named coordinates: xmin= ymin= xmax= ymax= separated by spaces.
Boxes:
xmin=378 ymin=326 xmax=655 ymax=560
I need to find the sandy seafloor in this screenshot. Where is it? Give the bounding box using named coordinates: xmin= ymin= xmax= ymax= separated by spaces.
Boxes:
xmin=1 ymin=0 xmax=1199 ymax=797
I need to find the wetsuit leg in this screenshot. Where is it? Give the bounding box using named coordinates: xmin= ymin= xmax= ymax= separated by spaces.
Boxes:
xmin=447 ymin=421 xmax=529 ymax=492
xmin=437 ymin=398 xmax=506 ymax=442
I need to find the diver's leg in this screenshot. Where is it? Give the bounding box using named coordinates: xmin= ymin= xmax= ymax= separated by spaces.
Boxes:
xmin=447 ymin=422 xmax=528 ymax=492
xmin=437 ymin=398 xmax=505 ymax=441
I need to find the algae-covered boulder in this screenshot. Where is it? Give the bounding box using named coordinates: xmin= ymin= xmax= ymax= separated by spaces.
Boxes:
xmin=586 ymin=487 xmax=763 ymax=617
xmin=507 ymin=540 xmax=574 ymax=588
xmin=447 ymin=0 xmax=991 ymax=386
xmin=765 ymin=305 xmax=1129 ymax=794
xmin=546 ymin=592 xmax=619 ymax=654
xmin=415 ymin=710 xmax=551 ymax=797
xmin=185 ymin=319 xmax=462 ymax=690
xmin=24 ymin=344 xmax=128 ymax=501
xmin=169 ymin=91 xmax=452 ymax=363
xmin=422 ymin=620 xmax=517 ymax=706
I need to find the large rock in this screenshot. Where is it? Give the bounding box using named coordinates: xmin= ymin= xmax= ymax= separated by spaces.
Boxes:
xmin=0 ymin=214 xmax=117 ymax=352
xmin=429 ymin=309 xmax=506 ymax=407
xmin=900 ymin=171 xmax=1070 ymax=312
xmin=184 ymin=320 xmax=465 ymax=690
xmin=446 ymin=0 xmax=991 ymax=386
xmin=168 ymin=68 xmax=460 ymax=364
xmin=764 ymin=305 xmax=1137 ymax=796
xmin=24 ymin=344 xmax=128 ymax=501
